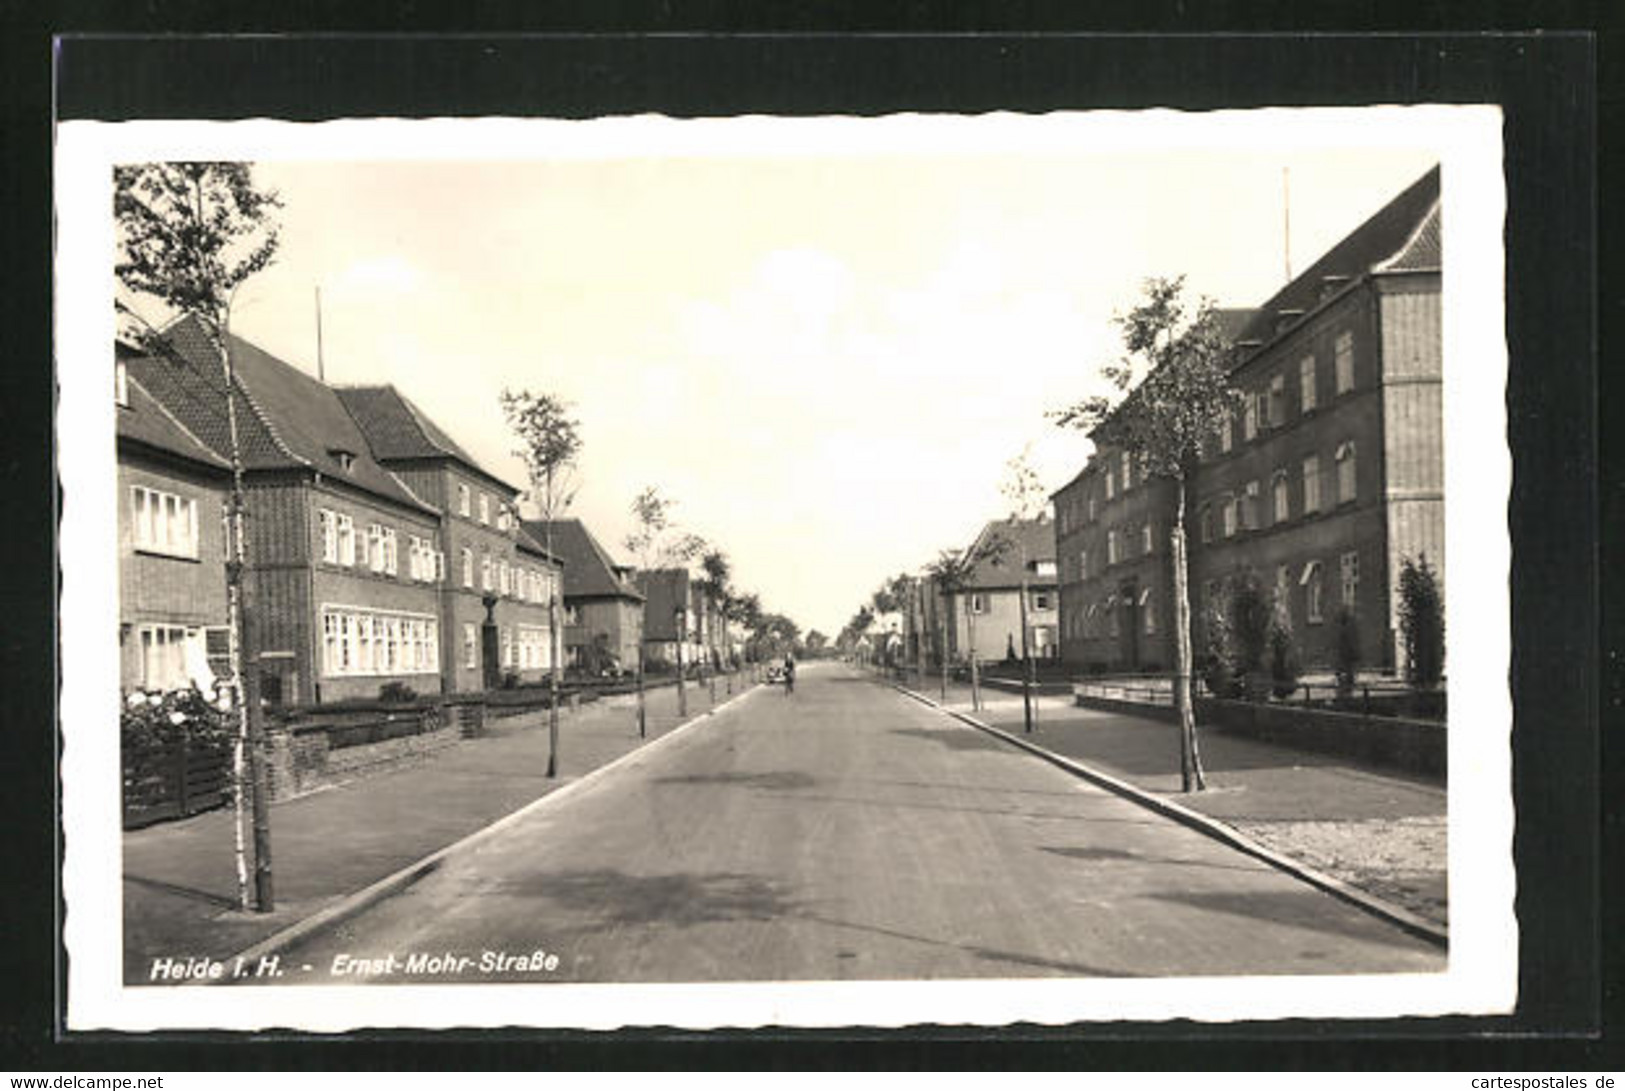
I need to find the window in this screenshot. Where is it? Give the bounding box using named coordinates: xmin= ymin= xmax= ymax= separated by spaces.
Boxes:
xmin=1143 ymin=591 xmax=1156 ymax=636
xmin=1302 ymin=561 xmax=1324 ymax=624
xmin=1087 ymin=495 xmax=1097 ymax=522
xmin=1273 ymin=471 xmax=1291 ymax=524
xmin=138 ymin=624 xmax=192 ymax=690
xmin=1105 ymin=469 xmax=1115 ymax=500
xmin=1221 ymin=495 xmax=1237 ymax=538
xmin=478 ymin=493 xmax=490 ymax=525
xmin=481 ymin=552 xmax=493 ymax=592
xmin=499 ymin=558 xmax=511 ymax=596
xmin=1300 ymin=355 xmax=1318 ymax=413
xmin=1340 ymin=550 xmax=1360 ymax=608
xmin=319 ymin=509 xmax=338 ymax=563
xmin=458 ymin=483 xmax=471 ymax=517
xmin=367 ymin=524 xmax=386 ymax=572
xmin=1200 ymin=504 xmax=1214 ymax=544
xmin=131 ymin=486 xmax=199 ymax=559
xmin=1219 ymin=410 xmax=1234 ymax=453
xmin=969 ymin=593 xmax=987 ymax=614
xmin=1106 ymin=529 xmax=1120 ymax=565
xmin=462 ymin=547 xmax=474 ymax=588
xmin=1033 ymin=591 xmax=1053 ymax=611
xmin=500 ymin=626 xmax=513 ymax=669
xmin=1120 ymin=452 xmax=1132 ymax=492
xmin=1108 ymin=601 xmax=1119 ymax=638
xmin=497 ymin=506 xmax=511 ymax=532
xmin=382 ymin=528 xmax=398 ymax=576
xmin=336 ymin=514 xmax=355 ymax=566
xmin=1334 ymin=331 xmax=1355 ymax=394
xmin=1336 ymin=441 xmax=1357 ymax=504
xmin=1078 ymin=549 xmax=1089 ymax=580
xmin=1268 ymin=374 xmax=1286 ymax=428
xmin=114 ymin=361 xmax=129 ymax=407
xmin=1276 ymin=565 xmax=1291 ymax=610
xmin=1141 ymin=522 xmax=1154 ymax=555
xmin=1035 ymin=559 xmax=1057 ymax=578
xmin=463 ymin=623 xmax=477 ymax=668
xmin=1243 ymin=395 xmax=1258 ymax=441
xmin=1303 ymin=455 xmax=1322 ymax=514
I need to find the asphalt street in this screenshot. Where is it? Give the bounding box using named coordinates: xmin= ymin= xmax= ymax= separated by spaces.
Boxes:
xmin=266 ymin=662 xmax=1445 ymax=984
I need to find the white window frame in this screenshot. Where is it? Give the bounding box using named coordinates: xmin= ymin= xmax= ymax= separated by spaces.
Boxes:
xmin=1334 ymin=330 xmax=1355 ymax=394
xmin=366 ymin=524 xmax=385 ymax=572
xmin=463 ymin=623 xmax=478 ymax=668
xmin=1141 ymin=522 xmax=1153 ymax=555
xmin=1104 ymin=468 xmax=1115 ymax=501
xmin=968 ymin=593 xmax=987 ymax=615
xmin=481 ymin=552 xmax=493 ymax=592
xmin=336 ymin=513 xmax=355 ymax=566
xmin=1221 ymin=496 xmax=1237 ymax=538
xmin=1336 ymin=441 xmax=1357 ymax=504
xmin=137 ymin=623 xmax=192 ymax=690
xmin=478 ymin=493 xmax=490 ymax=525
xmin=1142 ymin=591 xmax=1156 ymax=636
xmin=1273 ymin=471 xmax=1291 ymax=524
xmin=1340 ymin=550 xmax=1360 ymax=609
xmin=499 ymin=557 xmax=511 ymax=597
xmin=1120 ymin=452 xmax=1132 ymax=492
xmin=1219 ymin=410 xmax=1234 ymax=453
xmin=1243 ymin=395 xmax=1258 ymax=442
xmin=458 ymin=483 xmax=471 ymax=517
xmin=321 ymin=605 xmax=440 ymax=678
xmin=462 ymin=547 xmax=474 ymax=588
xmin=319 ymin=509 xmax=338 ymax=564
xmin=1301 ymin=561 xmax=1325 ymax=624
xmin=1300 ymin=354 xmax=1318 ymax=413
xmin=383 ymin=528 xmax=398 ymax=576
xmin=1268 ymin=373 xmax=1286 ymax=428
xmin=1106 ymin=529 xmax=1119 ymax=566
xmin=131 ymin=486 xmax=199 ymax=560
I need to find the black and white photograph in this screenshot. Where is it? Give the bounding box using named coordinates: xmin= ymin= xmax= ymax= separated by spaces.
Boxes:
xmin=56 ymin=106 xmax=1514 ymax=1032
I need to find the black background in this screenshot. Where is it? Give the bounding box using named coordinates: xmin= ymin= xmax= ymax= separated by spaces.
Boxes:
xmin=3 ymin=7 xmax=1615 ymax=1072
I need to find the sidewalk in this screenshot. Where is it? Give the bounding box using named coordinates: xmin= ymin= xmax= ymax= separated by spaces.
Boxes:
xmin=885 ymin=667 xmax=1447 ymax=928
xmin=122 ymin=668 xmax=758 ymax=983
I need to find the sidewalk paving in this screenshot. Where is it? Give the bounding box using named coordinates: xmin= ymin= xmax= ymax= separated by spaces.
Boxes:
xmin=886 ymin=667 xmax=1447 ymax=928
xmin=121 ymin=669 xmax=759 ymax=983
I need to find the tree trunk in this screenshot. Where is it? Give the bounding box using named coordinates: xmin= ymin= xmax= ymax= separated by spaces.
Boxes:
xmin=1172 ymin=475 xmax=1206 ymax=791
xmin=938 ymin=588 xmax=949 ymax=701
xmin=913 ymin=580 xmax=926 ymax=692
xmin=218 ymin=325 xmax=273 ymax=911
xmin=1019 ymin=566 xmax=1034 ymax=734
xmin=545 ymin=499 xmax=560 ymax=779
xmin=968 ymin=601 xmax=981 ymax=711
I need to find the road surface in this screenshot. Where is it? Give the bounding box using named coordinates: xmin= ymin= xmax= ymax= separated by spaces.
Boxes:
xmin=266 ymin=662 xmax=1444 ymax=984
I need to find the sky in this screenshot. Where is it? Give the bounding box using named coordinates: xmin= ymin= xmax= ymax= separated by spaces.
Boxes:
xmin=198 ymin=131 xmax=1438 ymax=637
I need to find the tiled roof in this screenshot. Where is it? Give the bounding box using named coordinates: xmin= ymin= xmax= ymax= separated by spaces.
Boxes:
xmin=1374 ymin=200 xmax=1441 ymax=272
xmin=1230 ymin=165 xmax=1440 ymax=350
xmin=513 ymin=525 xmax=564 ymax=567
xmin=123 ymin=315 xmax=436 ymax=514
xmin=524 ymin=519 xmax=643 ymax=602
xmin=964 ymin=517 xmax=1057 ymax=590
xmin=335 ymin=385 xmax=515 ymax=493
xmin=635 ymin=568 xmax=689 ymax=640
xmin=116 ymin=374 xmax=232 ymax=473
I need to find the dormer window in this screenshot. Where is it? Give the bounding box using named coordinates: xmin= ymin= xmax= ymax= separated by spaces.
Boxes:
xmin=328 ymin=448 xmax=357 ymax=472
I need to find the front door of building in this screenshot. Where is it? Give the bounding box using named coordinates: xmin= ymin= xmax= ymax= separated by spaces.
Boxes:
xmin=1119 ymin=580 xmax=1140 ymax=669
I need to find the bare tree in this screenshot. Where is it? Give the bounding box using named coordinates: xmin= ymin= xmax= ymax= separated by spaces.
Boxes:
xmin=926 ymin=537 xmax=1009 ymax=711
xmin=624 ymin=485 xmax=707 ymax=571
xmin=1050 ymin=276 xmax=1241 ymax=792
xmin=500 ymin=388 xmax=582 ymax=779
xmin=1000 ymin=449 xmax=1049 ymax=734
xmin=114 ymin=162 xmax=282 ymax=912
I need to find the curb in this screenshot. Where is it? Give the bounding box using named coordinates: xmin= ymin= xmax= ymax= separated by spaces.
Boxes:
xmin=213 ymin=682 xmax=760 ymax=980
xmin=884 ymin=680 xmax=1449 ymax=949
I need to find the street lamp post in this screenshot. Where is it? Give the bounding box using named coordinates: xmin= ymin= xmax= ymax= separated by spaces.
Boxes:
xmin=1019 ymin=557 xmax=1035 ymax=734
xmin=673 ymin=605 xmax=687 ymax=718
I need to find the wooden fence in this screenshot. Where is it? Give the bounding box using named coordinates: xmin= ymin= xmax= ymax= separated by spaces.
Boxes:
xmin=122 ymin=735 xmax=230 ymax=830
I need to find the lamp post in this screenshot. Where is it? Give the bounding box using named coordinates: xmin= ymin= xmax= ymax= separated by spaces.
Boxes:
xmin=673 ymin=604 xmax=687 ymax=718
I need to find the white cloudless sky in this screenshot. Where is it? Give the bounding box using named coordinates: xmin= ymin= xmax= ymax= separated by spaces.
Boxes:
xmin=211 ymin=121 xmax=1438 ymax=637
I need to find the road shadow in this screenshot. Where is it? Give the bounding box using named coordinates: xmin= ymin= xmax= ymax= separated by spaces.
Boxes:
xmin=803 ymin=911 xmax=1137 ymax=978
xmin=653 ymin=770 xmax=818 ymax=792
xmin=1040 ymin=844 xmax=1267 ymax=875
xmin=1028 ymin=718 xmax=1343 ymax=778
xmin=499 ymin=867 xmax=801 ymax=927
xmin=123 ymin=872 xmax=239 ymax=910
xmin=889 ymin=727 xmax=1011 ymax=753
xmin=1143 ymin=887 xmax=1441 ymax=948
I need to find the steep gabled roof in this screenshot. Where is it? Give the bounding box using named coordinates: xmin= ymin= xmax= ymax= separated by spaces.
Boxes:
xmin=513 ymin=524 xmax=564 ymax=567
xmin=963 ymin=516 xmax=1057 ymax=590
xmin=635 ymin=568 xmax=690 ymax=641
xmin=335 ymin=385 xmax=517 ymax=495
xmin=123 ymin=314 xmax=436 ymax=515
xmin=116 ymin=374 xmax=232 ymax=473
xmin=1230 ymin=165 xmax=1440 ymax=350
xmin=524 ymin=519 xmax=643 ymax=602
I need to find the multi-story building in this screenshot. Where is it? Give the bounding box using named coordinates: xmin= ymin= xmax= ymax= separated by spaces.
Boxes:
xmin=337 ymin=385 xmax=560 ymax=692
xmin=124 ymin=317 xmax=562 ymax=704
xmin=115 ymin=346 xmax=232 ymax=693
xmin=1053 ymin=166 xmax=1442 ymax=675
xmin=636 ymin=568 xmax=704 ymax=671
xmin=525 ymin=518 xmax=644 ymax=674
xmin=939 ymin=516 xmax=1060 ymax=666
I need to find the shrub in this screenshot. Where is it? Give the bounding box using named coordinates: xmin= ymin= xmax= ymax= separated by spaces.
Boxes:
xmin=1267 ymin=600 xmax=1300 ymax=699
xmin=122 ymin=686 xmax=235 ymax=795
xmin=501 ymin=671 xmax=520 ymax=690
xmin=378 ymin=681 xmax=417 ymax=704
xmin=1200 ymin=601 xmax=1238 ymax=697
xmin=1333 ymin=606 xmax=1361 ymax=696
xmin=1227 ymin=570 xmax=1272 ymax=697
xmin=1399 ymin=553 xmax=1446 ymax=687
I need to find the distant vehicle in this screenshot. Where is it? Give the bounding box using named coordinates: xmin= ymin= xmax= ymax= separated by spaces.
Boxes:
xmin=764 ymin=665 xmax=785 ymax=685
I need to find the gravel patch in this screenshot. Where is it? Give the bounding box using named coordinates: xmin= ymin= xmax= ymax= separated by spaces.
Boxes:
xmin=1230 ymin=815 xmax=1448 ymax=925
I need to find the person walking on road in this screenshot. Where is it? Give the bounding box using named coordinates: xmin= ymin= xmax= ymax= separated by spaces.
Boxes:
xmin=783 ymin=654 xmax=796 ymax=696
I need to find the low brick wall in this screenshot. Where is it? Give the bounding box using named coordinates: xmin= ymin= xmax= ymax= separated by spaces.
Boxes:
xmin=1071 ymin=691 xmax=1446 ymax=783
xmin=265 ymin=701 xmax=469 ymax=801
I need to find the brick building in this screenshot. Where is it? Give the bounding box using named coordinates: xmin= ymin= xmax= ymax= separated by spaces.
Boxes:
xmin=115 ymin=347 xmax=233 ymax=693
xmin=1053 ymin=166 xmax=1443 ymax=675
xmin=525 ymin=518 xmax=644 ymax=674
xmin=123 ymin=318 xmax=561 ymax=705
xmin=337 ymin=385 xmax=560 ymax=692
xmin=636 ymin=568 xmax=714 ymax=671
